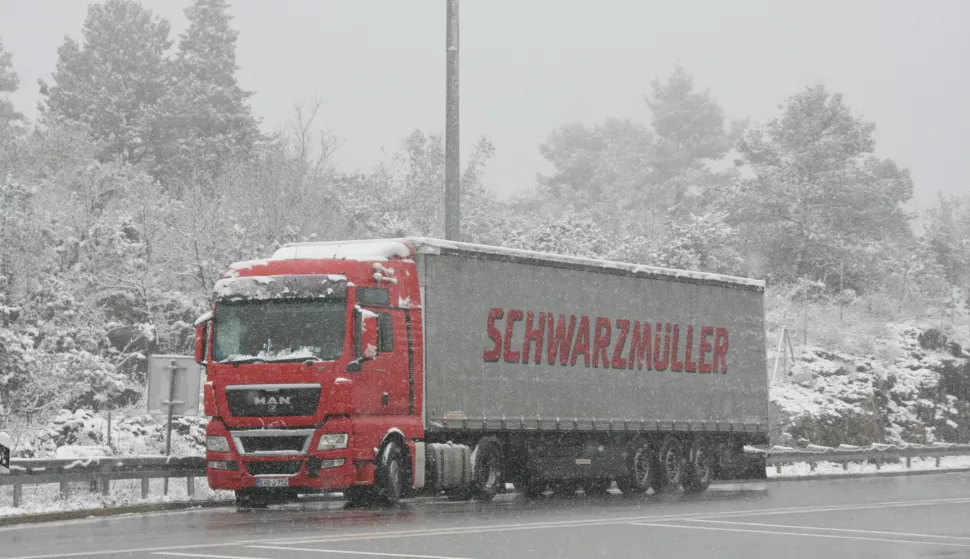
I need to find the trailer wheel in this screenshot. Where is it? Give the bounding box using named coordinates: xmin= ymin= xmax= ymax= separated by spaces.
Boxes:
xmin=472 ymin=437 xmax=504 ymax=502
xmin=683 ymin=438 xmax=714 ymax=493
xmin=653 ymin=437 xmax=685 ymax=492
xmin=617 ymin=439 xmax=653 ymax=494
xmin=581 ymin=479 xmax=611 ymax=496
xmin=376 ymin=440 xmax=406 ymax=505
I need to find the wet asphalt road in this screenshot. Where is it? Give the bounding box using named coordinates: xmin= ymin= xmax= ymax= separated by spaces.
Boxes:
xmin=3 ymin=474 xmax=970 ymax=559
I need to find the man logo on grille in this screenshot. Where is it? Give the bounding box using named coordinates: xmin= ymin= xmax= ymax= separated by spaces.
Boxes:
xmin=254 ymin=396 xmax=290 ymax=413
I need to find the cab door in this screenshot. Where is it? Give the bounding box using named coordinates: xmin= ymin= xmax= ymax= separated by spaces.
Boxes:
xmin=357 ymin=306 xmax=410 ymax=416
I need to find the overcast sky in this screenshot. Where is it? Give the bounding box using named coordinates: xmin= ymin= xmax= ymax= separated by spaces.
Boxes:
xmin=2 ymin=0 xmax=968 ymax=209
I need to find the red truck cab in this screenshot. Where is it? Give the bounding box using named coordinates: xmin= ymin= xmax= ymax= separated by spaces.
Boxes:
xmin=198 ymin=241 xmax=425 ymax=506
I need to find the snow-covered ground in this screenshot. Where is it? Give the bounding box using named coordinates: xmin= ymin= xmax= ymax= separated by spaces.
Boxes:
xmin=770 ymin=318 xmax=970 ymax=447
xmin=0 ymin=477 xmax=232 ymax=518
xmin=768 ymin=455 xmax=970 ymax=478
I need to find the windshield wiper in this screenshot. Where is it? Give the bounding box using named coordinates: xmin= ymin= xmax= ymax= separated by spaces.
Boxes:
xmin=217 ymin=355 xmax=329 ymax=365
xmin=218 ymin=356 xmax=267 ymax=366
xmin=265 ymin=356 xmax=325 ymax=364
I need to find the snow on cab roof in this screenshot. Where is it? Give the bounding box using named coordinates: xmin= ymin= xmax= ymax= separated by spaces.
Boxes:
xmin=272 ymin=237 xmax=766 ymax=290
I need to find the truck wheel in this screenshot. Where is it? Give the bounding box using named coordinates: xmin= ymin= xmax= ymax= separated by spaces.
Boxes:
xmin=616 ymin=439 xmax=653 ymax=494
xmin=653 ymin=437 xmax=685 ymax=492
xmin=376 ymin=440 xmax=406 ymax=505
xmin=581 ymin=479 xmax=611 ymax=496
xmin=683 ymin=438 xmax=714 ymax=493
xmin=472 ymin=437 xmax=504 ymax=502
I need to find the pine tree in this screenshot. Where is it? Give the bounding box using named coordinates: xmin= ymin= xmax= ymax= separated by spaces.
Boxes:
xmin=0 ymin=35 xmax=24 ymax=128
xmin=734 ymin=85 xmax=914 ymax=290
xmin=537 ymin=118 xmax=655 ymax=212
xmin=38 ymin=0 xmax=172 ymax=166
xmin=647 ymin=65 xmax=739 ymax=180
xmin=152 ymin=0 xmax=260 ymax=187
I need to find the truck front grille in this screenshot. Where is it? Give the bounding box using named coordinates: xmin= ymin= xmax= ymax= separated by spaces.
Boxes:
xmin=246 ymin=460 xmax=303 ymax=476
xmin=237 ymin=435 xmax=308 ymax=454
xmin=225 ymin=384 xmax=321 ymax=417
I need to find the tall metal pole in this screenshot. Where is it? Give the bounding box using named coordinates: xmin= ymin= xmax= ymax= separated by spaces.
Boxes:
xmin=444 ymin=0 xmax=460 ymax=240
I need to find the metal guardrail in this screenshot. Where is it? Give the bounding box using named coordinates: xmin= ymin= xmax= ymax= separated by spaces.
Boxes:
xmin=0 ymin=456 xmax=205 ymax=508
xmin=747 ymin=442 xmax=970 ymax=474
xmin=3 ymin=443 xmax=969 ymax=508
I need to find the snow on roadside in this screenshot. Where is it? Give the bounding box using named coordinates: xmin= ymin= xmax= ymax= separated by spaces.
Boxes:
xmin=770 ymin=322 xmax=970 ymax=446
xmin=769 ymin=455 xmax=970 ymax=478
xmin=0 ymin=477 xmax=232 ymax=518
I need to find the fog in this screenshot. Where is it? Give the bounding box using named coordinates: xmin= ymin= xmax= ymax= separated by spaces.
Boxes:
xmin=3 ymin=0 xmax=967 ymax=207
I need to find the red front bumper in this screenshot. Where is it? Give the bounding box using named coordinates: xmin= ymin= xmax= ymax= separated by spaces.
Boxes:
xmin=205 ymin=418 xmax=375 ymax=492
xmin=207 ymin=457 xmax=358 ymax=491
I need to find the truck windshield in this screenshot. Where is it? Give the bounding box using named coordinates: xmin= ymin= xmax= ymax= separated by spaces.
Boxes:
xmin=213 ymin=299 xmax=346 ymax=364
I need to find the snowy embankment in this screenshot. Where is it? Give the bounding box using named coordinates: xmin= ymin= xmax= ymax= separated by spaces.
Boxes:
xmin=770 ymin=319 xmax=970 ymax=447
xmin=0 ymin=478 xmax=231 ymax=519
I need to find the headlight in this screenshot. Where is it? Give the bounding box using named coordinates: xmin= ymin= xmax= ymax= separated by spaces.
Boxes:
xmin=206 ymin=435 xmax=231 ymax=452
xmin=208 ymin=460 xmax=239 ymax=471
xmin=317 ymin=433 xmax=348 ymax=451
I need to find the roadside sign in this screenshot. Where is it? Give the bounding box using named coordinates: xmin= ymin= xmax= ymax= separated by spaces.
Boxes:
xmin=0 ymin=432 xmax=11 ymax=474
xmin=147 ymin=355 xmax=201 ymax=417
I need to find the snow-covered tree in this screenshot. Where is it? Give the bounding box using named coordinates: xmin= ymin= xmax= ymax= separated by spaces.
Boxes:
xmin=920 ymin=194 xmax=970 ymax=287
xmin=734 ymin=85 xmax=913 ymax=290
xmin=338 ymin=130 xmax=497 ymax=241
xmin=38 ymin=0 xmax=172 ymax=166
xmin=507 ymin=211 xmax=609 ymax=259
xmin=151 ymin=0 xmax=260 ymax=187
xmin=647 ymin=64 xmax=741 ymax=181
xmin=0 ymin=35 xmax=24 ymax=129
xmin=538 ymin=118 xmax=655 ymax=214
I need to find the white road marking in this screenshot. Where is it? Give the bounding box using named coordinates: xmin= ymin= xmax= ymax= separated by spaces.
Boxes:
xmin=250 ymin=546 xmax=477 ymax=559
xmin=629 ymin=522 xmax=970 ymax=548
xmin=6 ymin=496 xmax=970 ymax=559
xmin=687 ymin=518 xmax=970 ymax=541
xmin=153 ymin=553 xmax=274 ymax=559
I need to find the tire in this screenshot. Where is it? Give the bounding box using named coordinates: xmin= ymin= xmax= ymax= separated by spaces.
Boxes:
xmin=616 ymin=438 xmax=653 ymax=495
xmin=581 ymin=478 xmax=611 ymax=496
xmin=653 ymin=437 xmax=685 ymax=492
xmin=683 ymin=438 xmax=714 ymax=493
xmin=375 ymin=440 xmax=406 ymax=505
xmin=472 ymin=437 xmax=505 ymax=502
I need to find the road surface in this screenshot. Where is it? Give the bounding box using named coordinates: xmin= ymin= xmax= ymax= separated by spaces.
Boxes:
xmin=2 ymin=473 xmax=970 ymax=558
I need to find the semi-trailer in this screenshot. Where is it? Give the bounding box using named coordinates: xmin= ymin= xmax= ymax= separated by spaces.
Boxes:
xmin=197 ymin=238 xmax=768 ymax=506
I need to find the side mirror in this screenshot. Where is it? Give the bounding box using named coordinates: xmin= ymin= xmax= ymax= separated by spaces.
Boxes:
xmin=195 ymin=322 xmax=209 ymax=365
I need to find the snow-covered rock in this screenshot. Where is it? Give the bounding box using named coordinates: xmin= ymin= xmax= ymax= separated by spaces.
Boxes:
xmin=772 ymin=323 xmax=970 ymax=446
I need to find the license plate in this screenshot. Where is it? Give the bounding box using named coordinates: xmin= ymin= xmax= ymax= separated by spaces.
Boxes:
xmin=256 ymin=477 xmax=289 ymax=487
